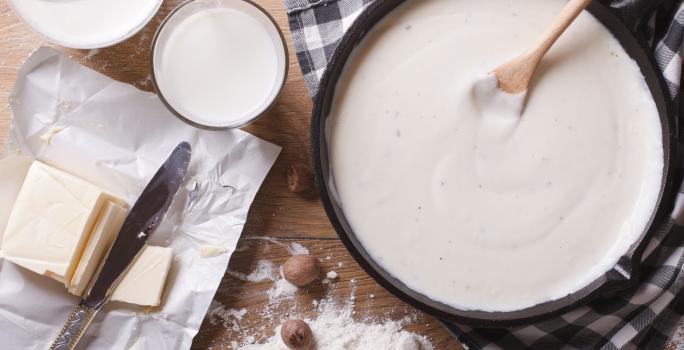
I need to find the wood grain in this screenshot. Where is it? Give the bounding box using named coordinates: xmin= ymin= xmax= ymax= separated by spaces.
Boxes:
xmin=0 ymin=1 xmax=463 ymax=349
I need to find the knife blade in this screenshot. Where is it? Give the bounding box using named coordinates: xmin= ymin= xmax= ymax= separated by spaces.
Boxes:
xmin=49 ymin=141 xmax=192 ymax=350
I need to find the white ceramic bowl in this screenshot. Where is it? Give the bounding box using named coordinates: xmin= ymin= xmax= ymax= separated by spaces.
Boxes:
xmin=8 ymin=0 xmax=163 ymax=49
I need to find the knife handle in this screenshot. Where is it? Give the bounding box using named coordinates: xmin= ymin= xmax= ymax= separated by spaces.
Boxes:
xmin=49 ymin=302 xmax=99 ymax=350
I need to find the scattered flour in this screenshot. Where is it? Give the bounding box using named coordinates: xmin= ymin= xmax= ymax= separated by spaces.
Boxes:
xmin=246 ymin=237 xmax=309 ymax=256
xmin=134 ymin=74 xmax=153 ymax=89
xmin=266 ymin=267 xmax=298 ymax=300
xmin=83 ymin=48 xmax=100 ymax=60
xmin=288 ymin=242 xmax=309 ymax=255
xmin=349 ymin=279 xmax=358 ymax=306
xmin=243 ymin=336 xmax=256 ymax=346
xmin=237 ymin=299 xmax=434 ymax=350
xmin=207 ymin=301 xmax=247 ymax=331
xmin=209 ymin=240 xmax=434 ymax=350
xmin=227 ymin=260 xmax=277 ymax=282
xmin=323 ymin=270 xmax=338 ymax=284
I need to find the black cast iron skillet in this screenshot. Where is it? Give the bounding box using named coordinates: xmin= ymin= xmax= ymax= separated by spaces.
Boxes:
xmin=311 ymin=0 xmax=679 ymax=327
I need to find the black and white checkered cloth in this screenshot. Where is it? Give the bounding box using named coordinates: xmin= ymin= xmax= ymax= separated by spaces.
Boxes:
xmin=285 ymin=0 xmax=684 ymax=348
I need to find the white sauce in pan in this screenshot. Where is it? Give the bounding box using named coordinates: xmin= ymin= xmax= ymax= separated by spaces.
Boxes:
xmin=329 ymin=0 xmax=663 ymax=312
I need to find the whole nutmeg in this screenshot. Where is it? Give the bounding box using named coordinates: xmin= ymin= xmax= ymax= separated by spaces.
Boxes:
xmin=280 ymin=319 xmax=314 ymax=350
xmin=288 ymin=163 xmax=314 ymax=193
xmin=283 ymin=255 xmax=320 ymax=287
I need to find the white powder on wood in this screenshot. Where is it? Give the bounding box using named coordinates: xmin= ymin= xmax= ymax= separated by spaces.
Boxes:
xmin=237 ymin=299 xmax=434 ymax=350
xmin=247 ymin=237 xmax=310 ymax=256
xmin=83 ymin=48 xmax=100 ymax=60
xmin=287 ymin=242 xmax=309 ymax=255
xmin=243 ymin=336 xmax=256 ymax=345
xmin=267 ymin=277 xmax=298 ymax=299
xmin=207 ymin=301 xmax=247 ymax=331
xmin=227 ymin=260 xmax=277 ymax=282
xmin=209 ymin=241 xmax=434 ymax=350
xmin=133 ymin=74 xmax=153 ymax=89
xmin=267 ymin=266 xmax=298 ymax=300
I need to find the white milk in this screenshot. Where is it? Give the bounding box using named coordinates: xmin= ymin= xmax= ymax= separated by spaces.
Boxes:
xmin=9 ymin=0 xmax=161 ymax=48
xmin=329 ymin=0 xmax=664 ymax=312
xmin=153 ymin=1 xmax=287 ymax=128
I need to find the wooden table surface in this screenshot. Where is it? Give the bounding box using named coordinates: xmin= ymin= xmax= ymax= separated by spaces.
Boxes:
xmin=0 ymin=1 xmax=464 ymax=349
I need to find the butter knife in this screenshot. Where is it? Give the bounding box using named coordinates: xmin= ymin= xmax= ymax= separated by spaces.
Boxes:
xmin=49 ymin=141 xmax=192 ymax=350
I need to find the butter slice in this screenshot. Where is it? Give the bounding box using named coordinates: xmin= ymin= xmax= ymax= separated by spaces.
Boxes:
xmin=0 ymin=155 xmax=32 ymax=237
xmin=111 ymin=246 xmax=173 ymax=306
xmin=69 ymin=201 xmax=128 ymax=296
xmin=1 ymin=161 xmax=124 ymax=284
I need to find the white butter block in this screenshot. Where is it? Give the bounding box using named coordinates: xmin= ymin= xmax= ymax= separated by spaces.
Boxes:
xmin=0 ymin=155 xmax=32 ymax=239
xmin=111 ymin=246 xmax=173 ymax=306
xmin=1 ymin=161 xmax=124 ymax=284
xmin=69 ymin=201 xmax=128 ymax=296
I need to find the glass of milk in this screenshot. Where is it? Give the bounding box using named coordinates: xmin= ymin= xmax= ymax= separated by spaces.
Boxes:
xmin=151 ymin=0 xmax=289 ymax=129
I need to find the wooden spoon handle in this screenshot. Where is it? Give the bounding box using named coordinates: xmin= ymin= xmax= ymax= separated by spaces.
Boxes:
xmin=532 ymin=0 xmax=593 ymax=61
xmin=495 ymin=0 xmax=592 ymax=93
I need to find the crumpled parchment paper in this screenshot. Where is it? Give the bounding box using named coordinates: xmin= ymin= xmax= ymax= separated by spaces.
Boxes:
xmin=0 ymin=47 xmax=281 ymax=350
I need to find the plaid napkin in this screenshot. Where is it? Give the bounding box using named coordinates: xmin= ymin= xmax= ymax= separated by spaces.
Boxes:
xmin=284 ymin=0 xmax=684 ymax=348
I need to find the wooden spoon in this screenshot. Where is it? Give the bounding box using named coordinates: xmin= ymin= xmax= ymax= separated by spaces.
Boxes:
xmin=494 ymin=0 xmax=592 ymax=94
